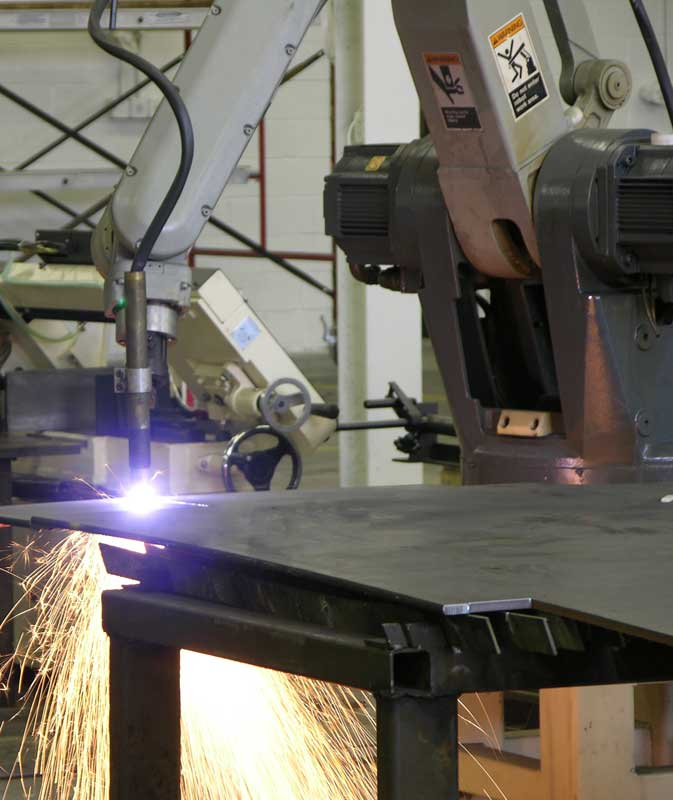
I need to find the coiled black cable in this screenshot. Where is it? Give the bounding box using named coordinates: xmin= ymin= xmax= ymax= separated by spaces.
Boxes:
xmin=629 ymin=0 xmax=673 ymax=128
xmin=88 ymin=0 xmax=194 ymax=272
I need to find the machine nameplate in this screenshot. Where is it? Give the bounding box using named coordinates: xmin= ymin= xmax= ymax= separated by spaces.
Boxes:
xmin=231 ymin=315 xmax=261 ymax=351
xmin=489 ymin=13 xmax=549 ymax=121
xmin=423 ymin=53 xmax=482 ymax=131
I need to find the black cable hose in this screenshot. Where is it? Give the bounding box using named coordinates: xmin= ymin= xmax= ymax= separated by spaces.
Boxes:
xmin=629 ymin=0 xmax=673 ymax=128
xmin=88 ymin=0 xmax=194 ymax=272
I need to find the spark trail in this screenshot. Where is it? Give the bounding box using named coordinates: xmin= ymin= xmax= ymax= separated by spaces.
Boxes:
xmin=0 ymin=531 xmax=377 ymax=799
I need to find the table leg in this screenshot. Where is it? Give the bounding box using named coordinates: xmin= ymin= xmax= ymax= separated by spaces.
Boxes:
xmin=376 ymin=693 xmax=459 ymax=800
xmin=109 ymin=635 xmax=181 ymax=800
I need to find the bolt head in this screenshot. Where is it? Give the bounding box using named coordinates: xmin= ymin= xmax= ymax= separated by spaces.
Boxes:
xmin=636 ymin=409 xmax=652 ymax=437
xmin=243 ymin=124 xmax=254 ymax=137
xmin=285 ymin=44 xmax=296 ymax=56
xmin=607 ymin=71 xmax=625 ymax=99
xmin=635 ymin=324 xmax=654 ymax=351
xmin=210 ymin=4 xmax=221 ymax=13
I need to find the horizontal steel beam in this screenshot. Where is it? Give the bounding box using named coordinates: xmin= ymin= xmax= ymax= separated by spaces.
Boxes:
xmin=0 ymin=169 xmax=121 ymax=193
xmin=0 ymin=166 xmax=250 ymax=195
xmin=0 ymin=6 xmax=208 ymax=30
xmin=102 ymin=588 xmax=432 ymax=694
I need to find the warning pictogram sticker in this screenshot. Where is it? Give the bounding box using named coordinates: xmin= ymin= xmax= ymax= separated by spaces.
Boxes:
xmin=490 ymin=14 xmax=548 ymax=120
xmin=424 ymin=53 xmax=482 ymax=131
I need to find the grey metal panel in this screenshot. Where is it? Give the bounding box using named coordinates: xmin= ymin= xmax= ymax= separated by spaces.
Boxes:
xmin=4 ymin=482 xmax=673 ymax=646
xmin=0 ymin=433 xmax=82 ymax=458
xmin=5 ymin=368 xmax=109 ymax=434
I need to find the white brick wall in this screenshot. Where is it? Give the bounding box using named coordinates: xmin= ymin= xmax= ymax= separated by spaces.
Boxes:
xmin=0 ymin=15 xmax=333 ymax=354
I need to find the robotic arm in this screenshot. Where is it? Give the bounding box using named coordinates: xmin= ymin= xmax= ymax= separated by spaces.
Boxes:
xmin=326 ymin=0 xmax=673 ymax=486
xmin=88 ymin=0 xmax=327 ymax=484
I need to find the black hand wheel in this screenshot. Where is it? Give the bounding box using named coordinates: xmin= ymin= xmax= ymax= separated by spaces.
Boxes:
xmin=221 ymin=425 xmax=302 ymax=492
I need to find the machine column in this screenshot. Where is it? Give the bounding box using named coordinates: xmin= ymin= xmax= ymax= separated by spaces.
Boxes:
xmin=376 ymin=693 xmax=459 ymax=800
xmin=109 ymin=635 xmax=181 ymax=800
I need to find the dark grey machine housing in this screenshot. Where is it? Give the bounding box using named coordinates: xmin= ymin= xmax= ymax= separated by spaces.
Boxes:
xmin=325 ymin=130 xmax=673 ymax=485
xmin=325 ymin=144 xmax=400 ymax=267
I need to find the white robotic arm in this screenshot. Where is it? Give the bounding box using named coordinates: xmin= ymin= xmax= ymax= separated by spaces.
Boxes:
xmin=89 ymin=0 xmax=327 ymax=483
xmin=93 ymin=0 xmax=326 ymax=277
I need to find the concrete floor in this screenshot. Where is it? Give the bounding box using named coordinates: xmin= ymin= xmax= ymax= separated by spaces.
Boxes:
xmin=0 ymin=340 xmax=454 ymax=797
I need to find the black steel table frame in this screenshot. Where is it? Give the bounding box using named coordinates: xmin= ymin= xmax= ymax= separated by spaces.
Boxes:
xmin=13 ymin=482 xmax=673 ymax=797
xmin=103 ymin=589 xmax=460 ymax=800
xmin=102 ymin=585 xmax=673 ymax=800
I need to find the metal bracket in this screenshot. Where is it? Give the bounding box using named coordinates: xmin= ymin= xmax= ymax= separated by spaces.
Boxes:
xmin=114 ymin=367 xmax=152 ymax=394
xmin=113 ymin=367 xmax=127 ymax=394
xmin=572 ymin=59 xmax=632 ymax=129
xmin=106 ymin=261 xmax=192 ymax=315
xmin=497 ymin=409 xmax=564 ymax=439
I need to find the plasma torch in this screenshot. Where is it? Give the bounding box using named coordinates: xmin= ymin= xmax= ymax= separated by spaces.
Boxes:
xmin=123 ymin=271 xmax=152 ymax=485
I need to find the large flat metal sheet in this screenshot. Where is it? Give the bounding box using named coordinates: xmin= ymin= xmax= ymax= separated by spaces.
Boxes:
xmin=2 ymin=482 xmax=673 ymax=644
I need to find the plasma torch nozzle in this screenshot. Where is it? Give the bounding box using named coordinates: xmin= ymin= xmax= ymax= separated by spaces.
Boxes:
xmin=123 ymin=271 xmax=153 ymax=485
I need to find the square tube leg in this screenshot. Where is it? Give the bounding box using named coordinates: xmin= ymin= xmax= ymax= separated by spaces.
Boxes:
xmin=109 ymin=635 xmax=181 ymax=800
xmin=376 ymin=694 xmax=459 ymax=800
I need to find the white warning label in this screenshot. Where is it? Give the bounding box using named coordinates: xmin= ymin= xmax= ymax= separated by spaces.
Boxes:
xmin=424 ymin=53 xmax=482 ymax=131
xmin=490 ymin=14 xmax=549 ymax=120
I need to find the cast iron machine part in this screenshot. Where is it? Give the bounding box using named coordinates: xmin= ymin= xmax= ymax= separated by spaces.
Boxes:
xmin=324 ymin=0 xmax=673 ymax=485
xmin=324 ymin=4 xmax=673 ymax=486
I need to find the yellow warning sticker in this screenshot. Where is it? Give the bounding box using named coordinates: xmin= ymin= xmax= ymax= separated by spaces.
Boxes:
xmin=490 ymin=13 xmax=549 ymax=120
xmin=489 ymin=14 xmax=526 ymax=50
xmin=365 ymin=156 xmax=388 ymax=172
